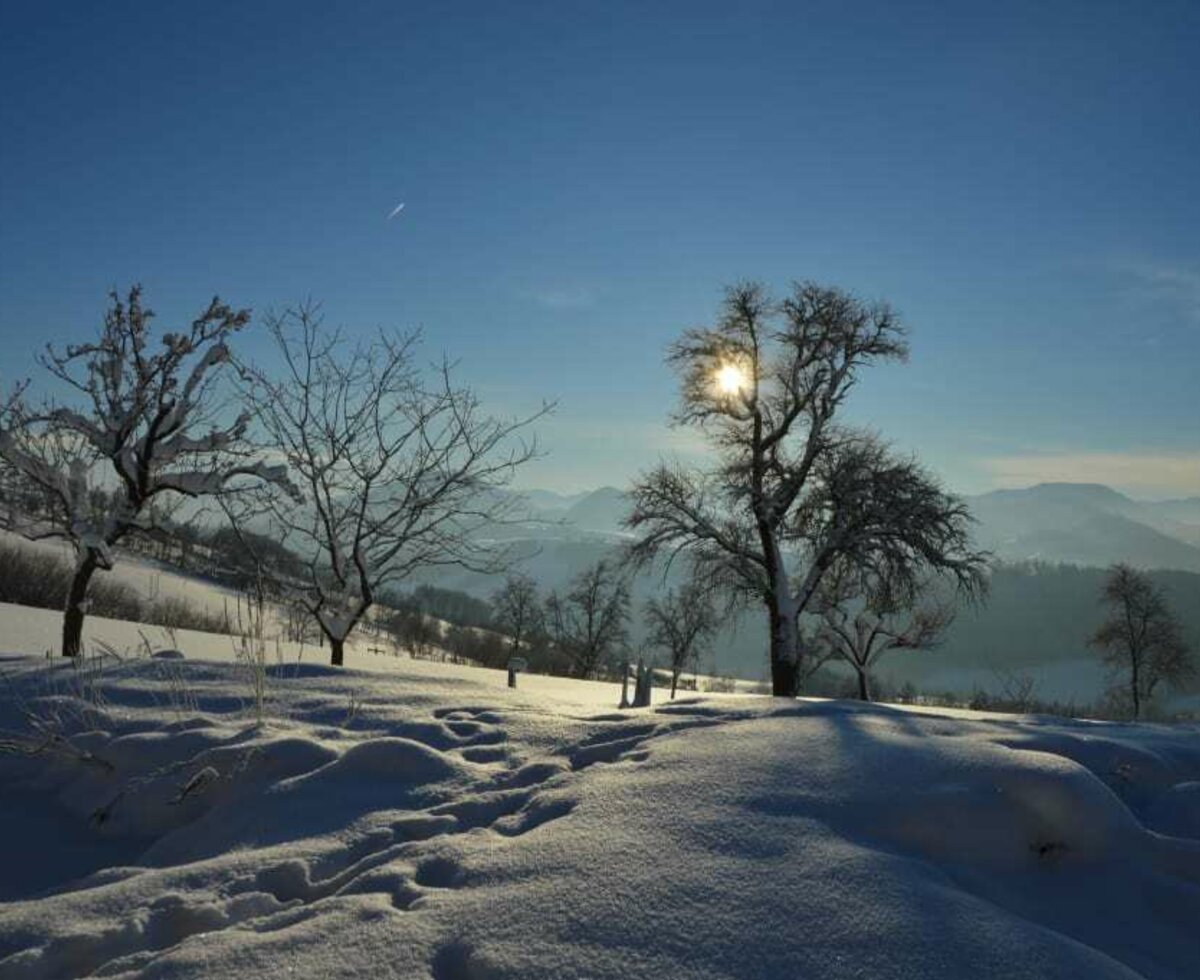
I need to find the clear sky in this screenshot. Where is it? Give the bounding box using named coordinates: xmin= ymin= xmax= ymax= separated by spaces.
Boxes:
xmin=2 ymin=1 xmax=1197 ymax=498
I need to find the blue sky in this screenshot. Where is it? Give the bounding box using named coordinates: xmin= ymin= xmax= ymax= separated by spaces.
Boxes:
xmin=1 ymin=1 xmax=1197 ymax=497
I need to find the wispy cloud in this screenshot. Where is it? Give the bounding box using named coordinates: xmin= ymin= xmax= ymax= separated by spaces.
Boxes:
xmin=980 ymin=451 xmax=1200 ymax=499
xmin=509 ymin=416 xmax=714 ymax=494
xmin=1111 ymin=257 xmax=1200 ymax=322
xmin=524 ymin=285 xmax=596 ymax=311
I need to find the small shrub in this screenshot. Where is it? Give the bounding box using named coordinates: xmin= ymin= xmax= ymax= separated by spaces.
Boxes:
xmin=704 ymin=673 xmax=737 ymax=694
xmin=142 ymin=594 xmax=230 ymax=634
xmin=0 ymin=540 xmax=142 ymax=616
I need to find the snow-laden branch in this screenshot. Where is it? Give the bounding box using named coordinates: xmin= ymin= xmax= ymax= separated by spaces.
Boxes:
xmin=0 ymin=286 xmax=290 ymax=657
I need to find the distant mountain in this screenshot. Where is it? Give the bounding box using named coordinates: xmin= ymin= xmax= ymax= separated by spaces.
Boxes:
xmin=965 ymin=483 xmax=1200 ymax=572
xmin=506 ymin=480 xmax=1200 ymax=571
xmin=420 ymin=481 xmax=1200 ymax=691
xmin=513 ymin=480 xmax=1200 ymax=570
xmin=512 ymin=489 xmax=593 ymax=514
xmin=1141 ymin=498 xmax=1200 ymax=545
xmin=1150 ymin=497 xmax=1200 ymax=523
xmin=560 ymin=486 xmax=630 ymax=535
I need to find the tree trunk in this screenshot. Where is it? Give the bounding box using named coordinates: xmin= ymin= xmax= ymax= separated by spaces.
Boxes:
xmin=767 ymin=599 xmax=801 ymax=697
xmin=1130 ymin=657 xmax=1141 ymax=720
xmin=771 ymin=656 xmax=799 ymax=697
xmin=761 ymin=536 xmax=803 ymax=697
xmin=62 ymin=552 xmax=99 ymax=658
xmin=575 ymin=650 xmax=597 ymax=680
xmin=330 ymin=635 xmax=345 ymax=667
xmin=670 ymin=669 xmax=679 ymax=700
xmin=856 ymin=667 xmax=871 ymax=702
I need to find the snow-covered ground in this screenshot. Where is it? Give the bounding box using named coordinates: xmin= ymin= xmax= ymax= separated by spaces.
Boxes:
xmin=0 ymin=531 xmax=246 ymax=623
xmin=1 ymin=544 xmax=1198 ymax=977
xmin=1 ymin=638 xmax=1199 ymax=979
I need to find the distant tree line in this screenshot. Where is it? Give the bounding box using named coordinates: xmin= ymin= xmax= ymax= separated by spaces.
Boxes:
xmin=377 ymin=563 xmax=721 ymax=696
xmin=897 ymin=561 xmax=1200 ymax=675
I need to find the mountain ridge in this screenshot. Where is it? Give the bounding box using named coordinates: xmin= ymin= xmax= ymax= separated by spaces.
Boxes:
xmin=513 ymin=481 xmax=1200 ymax=571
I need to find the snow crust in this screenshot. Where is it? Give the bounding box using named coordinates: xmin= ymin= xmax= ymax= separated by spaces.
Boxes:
xmin=1 ymin=643 xmax=1198 ymax=979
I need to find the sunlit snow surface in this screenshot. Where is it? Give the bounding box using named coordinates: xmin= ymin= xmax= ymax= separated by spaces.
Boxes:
xmin=1 ymin=627 xmax=1199 ymax=978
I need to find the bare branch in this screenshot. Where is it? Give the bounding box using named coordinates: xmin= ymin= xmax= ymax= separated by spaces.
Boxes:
xmin=626 ymin=280 xmax=986 ymax=696
xmin=236 ymin=304 xmax=551 ymax=665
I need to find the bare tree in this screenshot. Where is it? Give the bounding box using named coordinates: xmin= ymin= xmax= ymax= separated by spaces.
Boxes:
xmin=237 ymin=303 xmax=549 ymax=666
xmin=545 ymin=559 xmax=630 ymax=679
xmin=626 ymin=282 xmax=987 ymax=696
xmin=491 ymin=573 xmax=542 ymax=660
xmin=810 ymin=558 xmax=958 ymax=702
xmin=0 ymin=287 xmax=287 ymax=657
xmin=1089 ymin=563 xmax=1193 ymax=719
xmin=643 ymin=579 xmax=720 ymax=698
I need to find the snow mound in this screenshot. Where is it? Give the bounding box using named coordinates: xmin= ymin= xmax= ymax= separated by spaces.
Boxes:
xmin=1 ymin=654 xmax=1198 ymax=979
xmin=294 ymin=737 xmax=464 ymax=784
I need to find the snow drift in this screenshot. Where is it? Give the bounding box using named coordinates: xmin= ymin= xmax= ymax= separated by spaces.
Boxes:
xmin=1 ymin=652 xmax=1198 ymax=979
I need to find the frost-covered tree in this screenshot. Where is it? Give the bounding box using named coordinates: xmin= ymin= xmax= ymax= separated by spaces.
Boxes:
xmin=643 ymin=579 xmax=720 ymax=698
xmin=237 ymin=303 xmax=548 ymax=666
xmin=810 ymin=557 xmax=960 ymax=702
xmin=626 ymin=282 xmax=987 ymax=695
xmin=0 ymin=287 xmax=287 ymax=657
xmin=545 ymin=560 xmax=630 ymax=679
xmin=491 ymin=573 xmax=542 ymax=660
xmin=1089 ymin=563 xmax=1193 ymax=719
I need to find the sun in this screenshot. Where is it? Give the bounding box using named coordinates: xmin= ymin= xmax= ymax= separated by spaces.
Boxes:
xmin=715 ymin=362 xmax=748 ymax=396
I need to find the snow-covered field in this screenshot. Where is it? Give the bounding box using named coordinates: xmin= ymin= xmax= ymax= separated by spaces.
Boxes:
xmin=1 ymin=635 xmax=1199 ymax=979
xmin=0 ymin=545 xmax=1198 ymax=977
xmin=0 ymin=531 xmax=246 ymax=624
